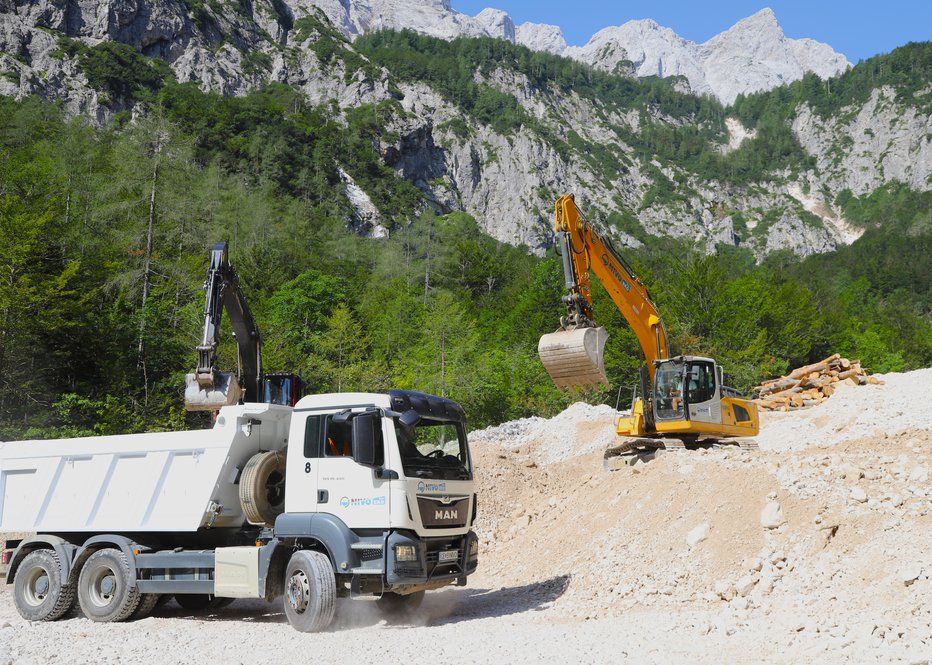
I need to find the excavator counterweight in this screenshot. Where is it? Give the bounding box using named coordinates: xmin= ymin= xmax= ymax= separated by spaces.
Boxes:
xmin=538 ymin=327 xmax=609 ymax=390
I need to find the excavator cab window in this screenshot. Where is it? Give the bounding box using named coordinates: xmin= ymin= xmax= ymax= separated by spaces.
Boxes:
xmin=264 ymin=373 xmax=306 ymax=407
xmin=685 ymin=362 xmax=716 ymax=404
xmin=653 ymin=360 xmax=685 ymax=421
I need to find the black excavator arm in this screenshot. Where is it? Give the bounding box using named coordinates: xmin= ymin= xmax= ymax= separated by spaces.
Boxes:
xmin=185 ymin=242 xmax=263 ymax=410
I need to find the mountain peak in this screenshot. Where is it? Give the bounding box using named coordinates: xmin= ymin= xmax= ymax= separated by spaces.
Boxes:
xmin=706 ymin=7 xmax=784 ymax=46
xmin=301 ymin=1 xmax=849 ymax=103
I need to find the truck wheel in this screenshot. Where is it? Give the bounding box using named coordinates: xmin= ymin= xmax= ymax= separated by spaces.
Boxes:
xmin=376 ymin=590 xmax=425 ymax=615
xmin=240 ymin=450 xmax=286 ymax=526
xmin=282 ymin=550 xmax=336 ymax=633
xmin=131 ymin=593 xmax=160 ymax=619
xmin=12 ymin=549 xmax=75 ymax=621
xmin=77 ymin=548 xmax=141 ymax=622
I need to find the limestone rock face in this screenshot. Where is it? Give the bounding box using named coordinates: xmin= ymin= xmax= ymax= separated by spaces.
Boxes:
xmin=571 ymin=9 xmax=850 ymax=104
xmin=792 ymin=87 xmax=932 ymax=196
xmin=0 ymin=0 xmax=923 ymax=259
xmin=515 ymin=22 xmax=567 ymax=55
xmin=566 ymin=19 xmax=709 ymax=93
xmin=295 ymin=3 xmax=850 ymax=104
xmin=473 ymin=8 xmax=515 ymax=42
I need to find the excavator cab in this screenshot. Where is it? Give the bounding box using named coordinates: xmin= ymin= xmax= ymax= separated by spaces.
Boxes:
xmin=652 ymin=358 xmax=720 ymax=423
xmin=264 ymin=373 xmax=306 ymax=407
xmin=653 ymin=359 xmax=685 ymax=421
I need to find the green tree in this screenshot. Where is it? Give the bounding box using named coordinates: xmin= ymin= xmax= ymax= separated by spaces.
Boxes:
xmin=314 ymin=305 xmax=368 ymax=392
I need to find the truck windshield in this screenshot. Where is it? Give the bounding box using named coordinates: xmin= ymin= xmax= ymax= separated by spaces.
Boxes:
xmin=394 ymin=418 xmax=471 ymax=480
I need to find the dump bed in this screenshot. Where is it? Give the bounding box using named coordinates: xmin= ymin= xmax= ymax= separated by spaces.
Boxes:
xmin=0 ymin=404 xmax=291 ymax=533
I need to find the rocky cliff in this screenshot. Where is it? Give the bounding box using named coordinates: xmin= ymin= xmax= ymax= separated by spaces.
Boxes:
xmin=0 ymin=0 xmax=927 ymax=259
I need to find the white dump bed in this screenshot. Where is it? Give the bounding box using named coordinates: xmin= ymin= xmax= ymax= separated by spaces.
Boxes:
xmin=0 ymin=404 xmax=292 ymax=533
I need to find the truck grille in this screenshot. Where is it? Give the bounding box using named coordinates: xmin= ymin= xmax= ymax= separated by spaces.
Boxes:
xmin=417 ymin=496 xmax=469 ymax=529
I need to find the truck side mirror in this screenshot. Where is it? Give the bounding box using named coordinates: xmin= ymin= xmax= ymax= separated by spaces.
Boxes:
xmin=352 ymin=413 xmax=380 ymax=467
xmin=398 ymin=409 xmax=420 ymax=429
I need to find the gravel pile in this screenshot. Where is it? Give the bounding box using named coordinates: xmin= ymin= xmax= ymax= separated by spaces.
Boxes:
xmin=755 ymin=367 xmax=932 ymax=451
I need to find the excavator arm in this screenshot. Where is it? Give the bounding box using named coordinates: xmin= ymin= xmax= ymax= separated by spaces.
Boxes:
xmin=556 ymin=194 xmax=668 ymax=369
xmin=539 ymin=195 xmax=669 ymax=391
xmin=185 ymin=242 xmax=263 ymax=410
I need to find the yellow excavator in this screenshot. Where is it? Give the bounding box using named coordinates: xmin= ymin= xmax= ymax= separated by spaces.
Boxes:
xmin=538 ymin=195 xmax=759 ymax=453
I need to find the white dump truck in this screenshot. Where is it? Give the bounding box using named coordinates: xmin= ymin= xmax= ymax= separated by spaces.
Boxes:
xmin=0 ymin=390 xmax=478 ymax=631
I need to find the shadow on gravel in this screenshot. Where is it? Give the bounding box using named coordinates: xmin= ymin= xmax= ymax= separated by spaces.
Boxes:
xmin=147 ymin=575 xmax=571 ymax=630
xmin=153 ymin=598 xmax=286 ymax=624
xmin=428 ymin=575 xmax=572 ymax=625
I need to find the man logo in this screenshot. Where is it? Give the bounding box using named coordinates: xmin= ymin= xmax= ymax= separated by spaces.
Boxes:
xmin=434 ymin=509 xmax=458 ymax=520
xmin=441 ymin=495 xmax=453 ymax=505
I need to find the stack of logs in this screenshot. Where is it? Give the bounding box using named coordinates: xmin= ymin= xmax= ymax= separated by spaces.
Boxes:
xmin=753 ymin=353 xmax=883 ymax=411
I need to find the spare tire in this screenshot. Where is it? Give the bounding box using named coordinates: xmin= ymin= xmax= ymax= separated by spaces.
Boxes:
xmin=240 ymin=450 xmax=286 ymax=526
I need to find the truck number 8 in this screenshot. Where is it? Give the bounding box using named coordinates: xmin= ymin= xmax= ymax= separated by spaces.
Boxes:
xmin=305 ymin=462 xmax=311 ymax=473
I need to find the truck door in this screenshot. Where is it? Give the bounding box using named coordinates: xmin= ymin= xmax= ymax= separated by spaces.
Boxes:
xmin=316 ymin=411 xmax=390 ymax=529
xmin=685 ymin=361 xmax=722 ymax=425
xmin=284 ymin=414 xmax=326 ymax=514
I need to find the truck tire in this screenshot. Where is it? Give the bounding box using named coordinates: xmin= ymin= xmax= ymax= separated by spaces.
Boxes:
xmin=240 ymin=450 xmax=286 ymax=526
xmin=131 ymin=593 xmax=160 ymax=619
xmin=282 ymin=550 xmax=336 ymax=633
xmin=12 ymin=549 xmax=75 ymax=621
xmin=77 ymin=548 xmax=141 ymax=622
xmin=375 ymin=590 xmax=425 ymax=615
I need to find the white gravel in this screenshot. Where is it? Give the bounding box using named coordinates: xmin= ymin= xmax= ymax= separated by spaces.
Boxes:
xmin=755 ymin=368 xmax=932 ymax=451
xmin=2 ymin=584 xmax=928 ymax=665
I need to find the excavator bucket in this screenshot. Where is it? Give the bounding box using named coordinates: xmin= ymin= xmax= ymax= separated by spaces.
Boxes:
xmin=184 ymin=372 xmax=244 ymax=411
xmin=538 ymin=327 xmax=609 ymax=390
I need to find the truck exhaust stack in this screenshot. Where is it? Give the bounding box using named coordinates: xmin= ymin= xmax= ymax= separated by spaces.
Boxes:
xmin=538 ymin=327 xmax=609 ymax=390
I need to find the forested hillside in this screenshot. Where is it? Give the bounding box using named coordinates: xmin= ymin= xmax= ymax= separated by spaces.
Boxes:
xmin=1 ymin=78 xmax=929 ymax=439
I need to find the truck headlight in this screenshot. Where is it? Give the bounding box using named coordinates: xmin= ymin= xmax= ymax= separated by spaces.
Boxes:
xmin=395 ymin=544 xmax=418 ymax=562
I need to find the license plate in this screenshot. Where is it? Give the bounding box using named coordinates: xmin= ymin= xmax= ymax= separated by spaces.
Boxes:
xmin=438 ymin=549 xmax=459 ymax=562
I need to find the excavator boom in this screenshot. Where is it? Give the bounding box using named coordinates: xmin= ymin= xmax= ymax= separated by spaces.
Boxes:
xmin=539 ymin=195 xmax=668 ymax=391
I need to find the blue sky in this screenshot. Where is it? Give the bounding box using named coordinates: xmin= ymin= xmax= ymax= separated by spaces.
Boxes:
xmin=451 ymin=1 xmax=930 ymax=62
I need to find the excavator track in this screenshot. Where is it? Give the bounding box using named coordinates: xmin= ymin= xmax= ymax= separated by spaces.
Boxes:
xmin=603 ymin=437 xmax=758 ymax=470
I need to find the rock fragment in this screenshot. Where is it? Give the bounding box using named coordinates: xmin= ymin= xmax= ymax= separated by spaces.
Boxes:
xmin=760 ymin=501 xmax=786 ymax=528
xmin=687 ymin=522 xmax=710 ymax=548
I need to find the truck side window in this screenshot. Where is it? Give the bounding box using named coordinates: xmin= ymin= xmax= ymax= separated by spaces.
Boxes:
xmin=324 ymin=417 xmax=353 ymax=457
xmin=303 ymin=415 xmax=323 ymax=458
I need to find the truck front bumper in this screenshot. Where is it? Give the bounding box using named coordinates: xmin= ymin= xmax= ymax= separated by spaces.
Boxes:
xmin=385 ymin=530 xmax=478 ymax=586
